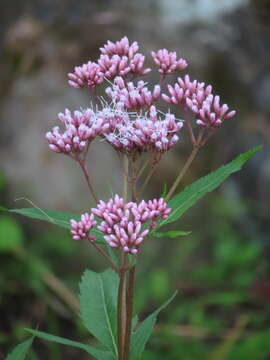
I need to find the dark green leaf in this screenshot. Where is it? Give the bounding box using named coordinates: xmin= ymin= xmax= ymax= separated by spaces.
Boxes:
xmin=158 ymin=146 xmax=261 ymax=230
xmin=5 ymin=337 xmax=34 ymax=360
xmin=80 ymin=269 xmax=119 ymax=357
xmin=25 ymin=329 xmax=113 ymax=360
xmin=130 ymin=291 xmax=177 ymax=360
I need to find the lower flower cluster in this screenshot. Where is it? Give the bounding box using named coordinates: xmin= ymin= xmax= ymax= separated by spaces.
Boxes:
xmin=70 ymin=195 xmax=171 ymax=254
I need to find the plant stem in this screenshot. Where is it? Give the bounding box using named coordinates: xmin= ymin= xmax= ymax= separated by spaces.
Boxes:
xmin=77 ymin=157 xmax=98 ymax=203
xmin=122 ymin=155 xmax=129 ymax=202
xmin=117 ymin=254 xmax=128 ymax=360
xmin=136 ymin=158 xmax=149 ymax=182
xmin=123 ymin=266 xmax=136 ymax=360
xmin=165 ymin=147 xmax=199 ymax=201
xmin=131 ymin=161 xmax=138 ymax=202
xmin=86 ymin=237 xmax=119 ymax=273
xmin=140 ymin=155 xmax=161 ymax=195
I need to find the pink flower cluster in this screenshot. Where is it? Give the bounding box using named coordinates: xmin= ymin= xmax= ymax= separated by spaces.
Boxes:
xmin=162 ymin=75 xmax=212 ymax=106
xmin=46 ymin=109 xmax=109 ymax=154
xmin=163 ymin=75 xmax=236 ymax=128
xmin=151 ymin=49 xmax=188 ymax=75
xmin=68 ymin=61 xmax=104 ymax=89
xmin=49 ymin=37 xmax=237 ymax=157
xmin=70 ymin=213 xmax=97 ymax=240
xmin=105 ymin=105 xmax=182 ymax=153
xmin=106 ymin=76 xmax=161 ymax=110
xmin=72 ymin=195 xmax=171 ymax=254
xmin=100 ymin=37 xmax=139 ymax=58
xmin=186 ymin=94 xmax=236 ymax=128
xmin=68 ymin=37 xmax=150 ymax=89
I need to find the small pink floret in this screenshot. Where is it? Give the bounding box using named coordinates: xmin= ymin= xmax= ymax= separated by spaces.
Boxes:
xmin=151 ymin=49 xmax=188 ymax=75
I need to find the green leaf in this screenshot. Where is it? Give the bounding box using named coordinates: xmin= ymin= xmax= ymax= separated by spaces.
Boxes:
xmin=158 ymin=146 xmax=262 ymax=230
xmin=130 ymin=291 xmax=177 ymax=360
xmin=1 ymin=207 xmax=105 ymax=244
xmin=80 ymin=269 xmax=119 ymax=357
xmin=8 ymin=208 xmax=78 ymax=229
xmin=0 ymin=216 xmax=23 ymax=252
xmin=153 ymin=230 xmax=191 ymax=238
xmin=25 ymin=329 xmax=113 ymax=360
xmin=5 ymin=337 xmax=34 ymax=360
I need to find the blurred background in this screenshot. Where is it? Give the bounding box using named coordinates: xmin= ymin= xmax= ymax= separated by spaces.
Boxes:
xmin=0 ymin=0 xmax=270 ymax=359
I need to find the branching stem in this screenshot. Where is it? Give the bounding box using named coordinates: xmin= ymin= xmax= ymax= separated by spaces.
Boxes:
xmin=165 ymin=146 xmax=199 ymax=201
xmin=76 ymin=157 xmax=98 ymax=203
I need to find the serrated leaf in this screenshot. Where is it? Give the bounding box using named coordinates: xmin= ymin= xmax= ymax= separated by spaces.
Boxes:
xmin=5 ymin=337 xmax=34 ymax=360
xmin=80 ymin=269 xmax=119 ymax=357
xmin=0 ymin=216 xmax=23 ymax=252
xmin=130 ymin=291 xmax=177 ymax=360
xmin=25 ymin=329 xmax=113 ymax=360
xmin=158 ymin=146 xmax=261 ymax=230
xmin=153 ymin=230 xmax=191 ymax=238
xmin=1 ymin=207 xmax=105 ymax=244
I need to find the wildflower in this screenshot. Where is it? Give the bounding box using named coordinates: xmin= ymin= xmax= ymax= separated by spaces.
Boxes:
xmin=106 ymin=76 xmax=161 ymax=110
xmin=90 ymin=195 xmax=171 ymax=254
xmin=70 ymin=213 xmax=97 ymax=240
xmin=100 ymin=36 xmax=139 ymax=59
xmin=98 ymin=54 xmax=132 ymax=79
xmin=68 ymin=61 xmax=104 ymax=89
xmin=104 ymin=105 xmax=182 ymax=153
xmin=187 ymin=94 xmax=236 ymax=128
xmin=162 ymin=74 xmax=212 ymax=106
xmin=46 ymin=108 xmax=109 ymax=154
xmin=99 ymin=37 xmax=151 ymax=77
xmin=151 ymin=49 xmax=188 ymax=75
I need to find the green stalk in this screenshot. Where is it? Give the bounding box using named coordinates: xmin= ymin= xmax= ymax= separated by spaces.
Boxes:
xmin=165 ymin=146 xmax=199 ymax=201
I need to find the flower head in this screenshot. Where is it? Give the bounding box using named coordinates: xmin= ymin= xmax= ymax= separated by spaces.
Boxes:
xmin=106 ymin=76 xmax=160 ymax=110
xmin=68 ymin=61 xmax=104 ymax=89
xmin=97 ymin=37 xmax=151 ymax=79
xmin=187 ymin=94 xmax=236 ymax=128
xmin=70 ymin=213 xmax=97 ymax=240
xmin=98 ymin=54 xmax=132 ymax=79
xmin=90 ymin=194 xmax=171 ymax=254
xmin=46 ymin=108 xmax=109 ymax=154
xmin=162 ymin=74 xmax=212 ymax=106
xmin=100 ymin=36 xmax=139 ymax=59
xmin=151 ymin=49 xmax=188 ymax=75
xmin=104 ymin=105 xmax=182 ymax=153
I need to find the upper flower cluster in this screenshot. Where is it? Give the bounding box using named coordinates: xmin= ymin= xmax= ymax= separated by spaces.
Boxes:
xmin=70 ymin=195 xmax=171 ymax=254
xmin=48 ymin=36 xmax=237 ymax=158
xmin=68 ymin=37 xmax=151 ymax=89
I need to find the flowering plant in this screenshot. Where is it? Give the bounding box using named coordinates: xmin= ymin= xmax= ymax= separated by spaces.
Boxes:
xmin=5 ymin=37 xmax=260 ymax=360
